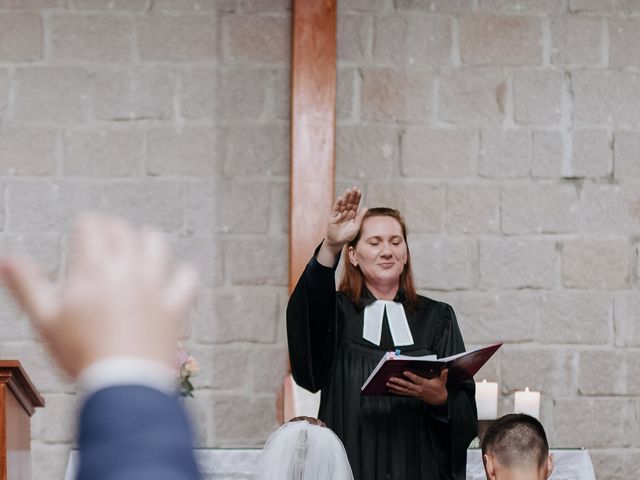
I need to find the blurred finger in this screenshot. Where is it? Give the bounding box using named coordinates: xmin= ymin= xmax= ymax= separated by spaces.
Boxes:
xmin=402 ymin=371 xmax=426 ymax=384
xmin=70 ymin=213 xmax=106 ymax=272
xmin=139 ymin=228 xmax=169 ymax=279
xmin=0 ymin=256 xmax=58 ymax=329
xmin=164 ymin=263 xmax=199 ymax=317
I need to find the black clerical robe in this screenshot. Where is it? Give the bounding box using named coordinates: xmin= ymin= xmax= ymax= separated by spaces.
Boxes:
xmin=287 ymin=256 xmax=478 ymax=480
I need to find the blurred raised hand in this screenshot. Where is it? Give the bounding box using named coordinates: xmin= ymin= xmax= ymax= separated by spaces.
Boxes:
xmin=0 ymin=213 xmax=198 ymax=379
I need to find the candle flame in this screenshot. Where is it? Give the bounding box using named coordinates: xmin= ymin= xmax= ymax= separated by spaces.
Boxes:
xmin=525 ymin=387 xmax=530 ymax=393
xmin=482 ymin=379 xmax=487 ymax=384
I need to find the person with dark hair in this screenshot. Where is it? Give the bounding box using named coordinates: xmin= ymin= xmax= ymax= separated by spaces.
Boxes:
xmin=481 ymin=414 xmax=554 ymax=480
xmin=287 ymin=188 xmax=478 ymax=480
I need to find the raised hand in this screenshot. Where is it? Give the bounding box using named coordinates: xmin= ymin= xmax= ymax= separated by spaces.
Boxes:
xmin=386 ymin=369 xmax=449 ymax=406
xmin=317 ymin=188 xmax=367 ymax=267
xmin=0 ymin=214 xmax=198 ymax=379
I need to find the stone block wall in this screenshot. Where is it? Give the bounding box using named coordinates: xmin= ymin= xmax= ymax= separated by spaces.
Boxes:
xmin=0 ymin=1 xmax=638 ymax=479
xmin=336 ymin=1 xmax=640 ymax=478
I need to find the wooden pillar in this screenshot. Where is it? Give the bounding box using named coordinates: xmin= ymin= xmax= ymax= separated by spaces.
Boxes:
xmin=283 ymin=0 xmax=336 ymax=421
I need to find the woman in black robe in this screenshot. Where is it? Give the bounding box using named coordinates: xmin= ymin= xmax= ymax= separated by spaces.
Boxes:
xmin=287 ymin=188 xmax=478 ymax=480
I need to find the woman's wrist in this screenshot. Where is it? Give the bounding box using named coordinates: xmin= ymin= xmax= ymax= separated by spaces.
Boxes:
xmin=317 ymin=240 xmax=343 ymax=267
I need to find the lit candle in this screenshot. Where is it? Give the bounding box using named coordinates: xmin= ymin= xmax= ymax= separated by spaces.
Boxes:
xmin=513 ymin=387 xmax=540 ymax=419
xmin=475 ymin=379 xmax=498 ymax=420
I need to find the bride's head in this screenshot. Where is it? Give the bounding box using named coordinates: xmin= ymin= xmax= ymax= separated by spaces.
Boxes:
xmin=257 ymin=418 xmax=353 ymax=480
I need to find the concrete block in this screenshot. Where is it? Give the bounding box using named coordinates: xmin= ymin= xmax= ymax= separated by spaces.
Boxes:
xmin=137 ymin=13 xmax=217 ymax=62
xmin=100 ymin=181 xmax=186 ymax=233
xmin=0 ymin=69 xmax=8 ymax=114
xmin=439 ymin=69 xmax=508 ymax=125
xmin=224 ymin=14 xmax=289 ymax=64
xmin=581 ymin=182 xmax=640 ymax=234
xmin=188 ymin=345 xmax=250 ymax=390
xmin=446 ymin=185 xmax=499 ymax=234
xmin=562 ymin=238 xmax=630 ymax=289
xmin=71 ymin=0 xmax=150 ymax=9
xmin=154 ymin=0 xmax=228 ymax=10
xmin=271 ymin=67 xmax=290 ymax=121
xmin=51 ymin=14 xmax=133 ymax=62
xmin=609 ymin=18 xmax=640 ymax=68
xmin=212 ymin=394 xmax=278 ymax=445
xmin=0 ymin=128 xmax=56 ymax=176
xmin=338 ymin=13 xmax=371 ymax=63
xmin=480 ymin=0 xmax=568 ymax=13
xmin=570 ymin=129 xmax=612 ymax=178
xmin=401 ymin=128 xmax=477 ymax=177
xmin=569 ymin=0 xmax=640 ymax=12
xmin=479 ymin=129 xmax=530 ymax=178
xmin=532 ymin=130 xmax=564 ymax=178
xmin=225 ymin=236 xmax=288 ymax=286
xmin=337 ymin=125 xmax=396 ymax=179
xmin=459 ymin=15 xmax=542 ymax=66
xmin=572 ymin=71 xmax=640 ymax=126
xmin=614 ymin=292 xmax=640 ymax=347
xmin=553 ymin=398 xmax=634 ymax=447
xmin=538 ymin=291 xmax=611 ymax=344
xmin=550 ymin=16 xmax=602 ymax=65
xmin=171 ymin=237 xmax=223 ymax=288
xmin=501 ymin=184 xmax=579 ymax=234
xmin=13 ymin=67 xmax=92 ymax=124
xmin=411 ymin=236 xmax=477 ymax=290
xmin=394 ymin=0 xmax=475 ymax=12
xmin=579 ymin=350 xmax=640 ymax=395
xmin=339 ymin=0 xmax=387 ymax=11
xmin=93 ymin=67 xmax=175 ymax=121
xmin=366 ymin=181 xmax=444 ymax=233
xmin=361 ymin=68 xmax=433 ymax=122
xmin=514 ymin=70 xmax=563 ymax=125
xmin=215 ymin=180 xmax=271 ymax=233
xmin=590 ymin=449 xmax=640 ymax=480
xmin=39 ymin=393 xmax=78 ymax=443
xmin=216 ymin=67 xmax=268 ymax=121
xmin=224 ymin=125 xmax=288 ymax=177
xmin=252 ymin=346 xmax=288 ymax=393
xmin=502 ymin=348 xmax=575 ymax=396
xmin=148 ymin=128 xmax=217 ymax=177
xmin=180 ymin=67 xmax=216 ymax=120
xmin=240 ymin=0 xmax=290 ymax=12
xmin=270 ymin=181 xmax=289 ymax=234
xmin=336 ymin=67 xmax=355 ymax=122
xmin=0 ymin=13 xmax=42 ymax=62
xmin=614 ymin=130 xmax=640 ymax=178
xmin=373 ymin=13 xmax=452 ymax=67
xmin=480 ymin=238 xmax=556 ymax=289
xmin=63 ymin=129 xmax=143 ymax=177
xmin=454 ymin=291 xmax=538 ymax=344
xmin=31 ymin=443 xmax=72 ymax=480
xmin=184 ymin=181 xmax=216 ymax=235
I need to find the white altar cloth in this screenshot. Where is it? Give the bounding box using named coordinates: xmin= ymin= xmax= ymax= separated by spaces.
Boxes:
xmin=65 ymin=447 xmax=596 ymax=480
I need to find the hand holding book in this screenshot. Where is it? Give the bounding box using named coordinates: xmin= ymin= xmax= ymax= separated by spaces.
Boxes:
xmin=386 ymin=368 xmax=449 ymax=405
xmin=361 ymin=342 xmax=502 ymax=396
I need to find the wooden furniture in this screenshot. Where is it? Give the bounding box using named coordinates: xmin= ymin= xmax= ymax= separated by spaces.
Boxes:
xmin=0 ymin=361 xmax=45 ymax=480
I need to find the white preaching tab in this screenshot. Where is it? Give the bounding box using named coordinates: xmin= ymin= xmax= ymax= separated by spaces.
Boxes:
xmin=363 ymin=300 xmax=414 ymax=347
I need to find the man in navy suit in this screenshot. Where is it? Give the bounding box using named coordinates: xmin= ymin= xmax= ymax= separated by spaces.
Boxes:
xmin=0 ymin=214 xmax=202 ymax=480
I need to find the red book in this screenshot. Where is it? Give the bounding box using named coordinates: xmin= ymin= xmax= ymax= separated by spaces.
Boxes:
xmin=361 ymin=342 xmax=503 ymax=396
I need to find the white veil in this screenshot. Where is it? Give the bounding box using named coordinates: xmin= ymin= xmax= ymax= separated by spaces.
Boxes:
xmin=256 ymin=420 xmax=354 ymax=480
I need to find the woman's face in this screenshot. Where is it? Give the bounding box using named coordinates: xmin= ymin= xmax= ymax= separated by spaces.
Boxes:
xmin=348 ymin=215 xmax=408 ymax=289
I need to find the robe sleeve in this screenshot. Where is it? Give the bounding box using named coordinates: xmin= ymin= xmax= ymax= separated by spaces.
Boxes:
xmin=286 ymin=253 xmax=339 ymax=393
xmin=431 ymin=303 xmax=479 ymax=480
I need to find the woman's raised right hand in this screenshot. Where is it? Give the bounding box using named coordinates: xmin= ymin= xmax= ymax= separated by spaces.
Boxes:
xmin=317 ymin=188 xmax=367 ymax=267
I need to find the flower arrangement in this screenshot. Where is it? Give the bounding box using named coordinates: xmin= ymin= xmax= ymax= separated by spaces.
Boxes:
xmin=176 ymin=345 xmax=199 ymax=398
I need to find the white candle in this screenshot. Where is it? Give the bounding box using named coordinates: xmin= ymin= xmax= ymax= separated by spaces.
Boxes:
xmin=513 ymin=387 xmax=540 ymax=419
xmin=475 ymin=379 xmax=498 ymax=420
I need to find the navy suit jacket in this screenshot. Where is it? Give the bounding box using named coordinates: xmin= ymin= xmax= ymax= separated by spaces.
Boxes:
xmin=77 ymin=385 xmax=201 ymax=480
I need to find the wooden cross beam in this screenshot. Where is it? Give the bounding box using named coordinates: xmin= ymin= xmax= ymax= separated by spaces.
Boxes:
xmin=282 ymin=0 xmax=337 ymax=422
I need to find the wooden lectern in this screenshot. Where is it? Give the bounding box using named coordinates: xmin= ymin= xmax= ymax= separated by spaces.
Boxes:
xmin=0 ymin=361 xmax=44 ymax=480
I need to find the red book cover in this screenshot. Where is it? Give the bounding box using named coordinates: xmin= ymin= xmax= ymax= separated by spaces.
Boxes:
xmin=361 ymin=342 xmax=502 ymax=396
